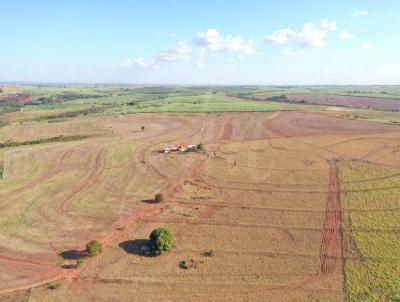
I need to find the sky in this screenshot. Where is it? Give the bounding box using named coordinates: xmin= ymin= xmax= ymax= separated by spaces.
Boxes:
xmin=1 ymin=0 xmax=400 ymax=85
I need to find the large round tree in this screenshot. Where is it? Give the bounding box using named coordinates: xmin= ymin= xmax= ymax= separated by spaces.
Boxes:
xmin=149 ymin=228 xmax=173 ymax=255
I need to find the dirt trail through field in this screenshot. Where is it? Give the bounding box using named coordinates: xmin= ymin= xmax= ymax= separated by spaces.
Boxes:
xmin=319 ymin=160 xmax=343 ymax=275
xmin=59 ymin=145 xmax=108 ymax=213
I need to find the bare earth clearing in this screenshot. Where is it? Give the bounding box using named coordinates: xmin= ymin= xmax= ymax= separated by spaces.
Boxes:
xmin=256 ymin=93 xmax=400 ymax=111
xmin=1 ymin=111 xmax=400 ymax=301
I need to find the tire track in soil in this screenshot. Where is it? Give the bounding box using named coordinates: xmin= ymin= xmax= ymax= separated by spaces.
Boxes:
xmin=2 ymin=140 xmax=97 ymax=197
xmin=319 ymin=160 xmax=343 ymax=275
xmin=0 ymin=118 xmax=202 ymax=294
xmin=59 ymin=145 xmax=108 ymax=213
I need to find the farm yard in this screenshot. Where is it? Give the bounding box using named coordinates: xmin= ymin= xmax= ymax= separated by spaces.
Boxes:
xmin=0 ymin=85 xmax=400 ymax=301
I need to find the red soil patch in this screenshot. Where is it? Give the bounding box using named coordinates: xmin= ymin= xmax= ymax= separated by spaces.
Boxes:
xmin=1 ymin=95 xmax=32 ymax=104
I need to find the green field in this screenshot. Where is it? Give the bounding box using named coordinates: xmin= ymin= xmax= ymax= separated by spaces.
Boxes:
xmin=224 ymin=85 xmax=400 ymax=99
xmin=339 ymin=161 xmax=400 ymax=302
xmin=0 ymin=87 xmax=290 ymax=124
xmin=2 ymin=85 xmax=400 ymax=125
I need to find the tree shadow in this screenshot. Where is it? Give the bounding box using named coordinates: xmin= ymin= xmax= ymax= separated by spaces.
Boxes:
xmin=119 ymin=239 xmax=152 ymax=256
xmin=60 ymin=249 xmax=88 ymax=260
xmin=141 ymin=199 xmax=158 ymax=204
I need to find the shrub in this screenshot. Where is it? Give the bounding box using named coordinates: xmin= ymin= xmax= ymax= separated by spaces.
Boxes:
xmin=76 ymin=258 xmax=84 ymax=268
xmin=204 ymin=249 xmax=215 ymax=257
xmin=141 ymin=125 xmax=145 ymax=131
xmin=155 ymin=193 xmax=164 ymax=203
xmin=48 ymin=282 xmax=61 ymax=290
xmin=149 ymin=228 xmax=172 ymax=255
xmin=179 ymin=259 xmax=196 ymax=269
xmin=197 ymin=143 xmax=205 ymax=152
xmin=86 ymin=240 xmax=103 ymax=257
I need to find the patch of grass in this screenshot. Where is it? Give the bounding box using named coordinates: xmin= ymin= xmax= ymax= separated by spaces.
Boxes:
xmin=105 ymin=94 xmax=288 ymax=114
xmin=48 ymin=282 xmax=61 ymax=290
xmin=340 ymin=161 xmax=400 ymax=301
xmin=76 ymin=258 xmax=84 ymax=268
xmin=179 ymin=259 xmax=197 ymax=269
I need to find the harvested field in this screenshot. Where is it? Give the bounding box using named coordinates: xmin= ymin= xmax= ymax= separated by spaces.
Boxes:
xmin=1 ymin=109 xmax=400 ymax=301
xmin=283 ymin=93 xmax=400 ymax=111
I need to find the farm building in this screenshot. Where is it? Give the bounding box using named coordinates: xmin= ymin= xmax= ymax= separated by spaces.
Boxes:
xmin=160 ymin=144 xmax=201 ymax=153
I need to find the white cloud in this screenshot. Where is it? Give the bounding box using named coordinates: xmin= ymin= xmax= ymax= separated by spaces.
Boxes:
xmin=296 ymin=23 xmax=328 ymax=48
xmin=339 ymin=30 xmax=355 ymax=40
xmin=122 ymin=41 xmax=192 ymax=68
xmin=266 ymin=27 xmax=297 ymax=45
xmin=320 ymin=19 xmax=337 ymax=31
xmin=266 ymin=19 xmax=337 ymax=49
xmin=361 ymin=43 xmax=371 ymax=50
xmin=193 ymin=29 xmax=255 ymax=55
xmin=154 ymin=41 xmax=192 ymax=64
xmin=283 ymin=48 xmax=296 ymax=56
xmin=195 ymin=48 xmax=206 ymax=68
xmin=352 ymin=10 xmax=368 ymax=17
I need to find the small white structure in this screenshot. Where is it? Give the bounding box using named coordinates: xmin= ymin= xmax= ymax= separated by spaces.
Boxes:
xmin=162 ymin=146 xmax=177 ymax=153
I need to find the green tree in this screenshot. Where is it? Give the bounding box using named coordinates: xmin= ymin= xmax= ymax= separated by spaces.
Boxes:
xmin=149 ymin=228 xmax=173 ymax=255
xmin=155 ymin=193 xmax=164 ymax=203
xmin=86 ymin=240 xmax=103 ymax=257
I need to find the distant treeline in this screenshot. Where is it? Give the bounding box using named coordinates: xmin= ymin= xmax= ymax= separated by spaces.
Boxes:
xmin=0 ymin=134 xmax=89 ymax=149
xmin=27 ymin=92 xmax=109 ymax=105
xmin=230 ymin=93 xmax=307 ymax=104
xmin=43 ymin=106 xmax=107 ymax=120
xmin=0 ymin=101 xmax=22 ymax=115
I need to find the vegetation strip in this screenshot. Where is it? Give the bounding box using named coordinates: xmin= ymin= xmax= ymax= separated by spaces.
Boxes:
xmin=0 ymin=150 xmax=3 ymax=179
xmin=0 ymin=135 xmax=90 ymax=148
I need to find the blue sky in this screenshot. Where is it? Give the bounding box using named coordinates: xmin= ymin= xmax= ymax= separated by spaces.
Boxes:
xmin=1 ymin=0 xmax=399 ymax=84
